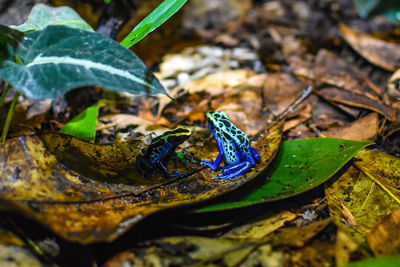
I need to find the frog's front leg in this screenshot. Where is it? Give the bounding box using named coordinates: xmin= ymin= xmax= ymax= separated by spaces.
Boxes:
xmin=213 ymin=161 xmax=252 ymax=181
xmin=251 ymin=146 xmax=261 ymax=161
xmin=201 ymin=151 xmax=223 ymax=171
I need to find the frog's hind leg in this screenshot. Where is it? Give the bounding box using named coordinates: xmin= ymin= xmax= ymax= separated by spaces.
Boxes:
xmin=213 ymin=161 xmax=252 ymax=181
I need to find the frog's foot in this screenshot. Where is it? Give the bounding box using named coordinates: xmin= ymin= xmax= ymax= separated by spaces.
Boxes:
xmin=201 ymin=159 xmax=219 ymax=171
xmin=212 ymin=161 xmax=253 ymax=181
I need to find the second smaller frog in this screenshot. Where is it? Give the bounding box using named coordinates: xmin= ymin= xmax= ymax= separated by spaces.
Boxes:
xmin=136 ymin=127 xmax=191 ymax=178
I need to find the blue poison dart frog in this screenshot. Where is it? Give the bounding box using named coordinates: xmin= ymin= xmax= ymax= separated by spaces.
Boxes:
xmin=201 ymin=111 xmax=261 ymax=180
xmin=136 ymin=127 xmax=191 ymax=178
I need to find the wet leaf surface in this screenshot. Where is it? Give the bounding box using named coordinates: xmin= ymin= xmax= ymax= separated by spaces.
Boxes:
xmin=0 ymin=122 xmax=282 ymax=243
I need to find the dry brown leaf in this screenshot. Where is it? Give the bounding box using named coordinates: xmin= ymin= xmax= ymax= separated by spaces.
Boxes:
xmin=322 ymin=112 xmax=379 ymax=141
xmin=288 ymin=241 xmax=334 ymax=267
xmin=267 ymin=218 xmax=332 ymax=247
xmin=316 ymin=87 xmax=395 ymax=121
xmin=340 ymin=24 xmax=400 ymax=72
xmin=103 ymin=236 xmax=264 ymax=267
xmin=314 ymin=49 xmax=382 ymax=96
xmin=224 ymin=211 xmax=298 ymax=239
xmin=367 ymin=209 xmax=400 ymax=256
xmin=98 ymin=114 xmax=170 ymax=136
xmin=387 ymin=68 xmax=400 ymax=99
xmin=263 ymin=72 xmax=306 ymax=115
xmin=335 ymin=230 xmax=359 ymax=267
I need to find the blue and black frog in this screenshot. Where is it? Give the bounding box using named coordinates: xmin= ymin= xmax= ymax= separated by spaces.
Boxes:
xmin=136 ymin=127 xmax=191 ymax=178
xmin=201 ymin=111 xmax=261 ymax=180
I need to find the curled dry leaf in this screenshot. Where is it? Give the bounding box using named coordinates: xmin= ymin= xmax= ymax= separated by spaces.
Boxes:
xmin=316 ymin=87 xmax=395 ymax=121
xmin=0 ymin=122 xmax=282 ymax=244
xmin=340 ymin=24 xmax=400 ymax=72
xmin=322 ymin=112 xmax=379 ymax=141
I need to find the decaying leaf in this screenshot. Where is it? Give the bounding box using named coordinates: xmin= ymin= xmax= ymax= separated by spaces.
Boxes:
xmin=103 ymin=236 xmax=285 ymax=267
xmin=325 ymin=150 xmax=400 ymax=244
xmin=353 ymin=150 xmax=400 ymax=204
xmin=267 ymin=218 xmax=332 ymax=247
xmin=224 ymin=211 xmax=298 ymax=239
xmin=103 ymin=213 xmax=330 ymax=266
xmin=367 ymin=209 xmax=400 ymax=256
xmin=335 ymin=230 xmax=359 ymax=267
xmin=0 ymin=121 xmax=282 ymax=244
xmin=340 ymin=24 xmax=400 ymax=72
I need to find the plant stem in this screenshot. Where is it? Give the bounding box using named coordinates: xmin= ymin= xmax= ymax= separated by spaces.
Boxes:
xmin=0 ymin=83 xmax=11 ymax=108
xmin=0 ymin=91 xmax=19 ymax=144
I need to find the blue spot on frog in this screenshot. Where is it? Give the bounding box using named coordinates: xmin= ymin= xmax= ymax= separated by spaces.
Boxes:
xmin=136 ymin=127 xmax=191 ymax=178
xmin=201 ymin=111 xmax=261 ymax=180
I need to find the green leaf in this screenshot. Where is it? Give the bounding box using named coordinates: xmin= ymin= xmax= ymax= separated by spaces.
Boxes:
xmin=59 ymin=102 xmax=99 ymax=143
xmin=353 ymin=0 xmax=400 ymax=20
xmin=120 ymin=0 xmax=187 ymax=48
xmin=10 ymin=4 xmax=94 ymax=32
xmin=0 ymin=25 xmax=24 ymax=62
xmin=198 ymin=138 xmax=372 ymax=212
xmin=345 ymin=256 xmax=400 ymax=267
xmin=0 ymin=25 xmax=167 ymax=100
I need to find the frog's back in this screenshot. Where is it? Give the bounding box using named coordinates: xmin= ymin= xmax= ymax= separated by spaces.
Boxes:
xmin=212 ymin=113 xmax=253 ymax=164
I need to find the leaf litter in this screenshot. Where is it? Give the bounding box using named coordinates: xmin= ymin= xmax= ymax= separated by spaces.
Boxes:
xmin=0 ymin=0 xmax=400 ymax=266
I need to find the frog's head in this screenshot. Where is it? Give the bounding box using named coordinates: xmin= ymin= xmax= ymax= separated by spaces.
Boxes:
xmin=161 ymin=126 xmax=191 ymax=146
xmin=206 ymin=111 xmax=230 ymax=135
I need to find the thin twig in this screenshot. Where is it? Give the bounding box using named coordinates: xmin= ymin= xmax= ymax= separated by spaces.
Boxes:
xmin=274 ymin=86 xmax=313 ymax=122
